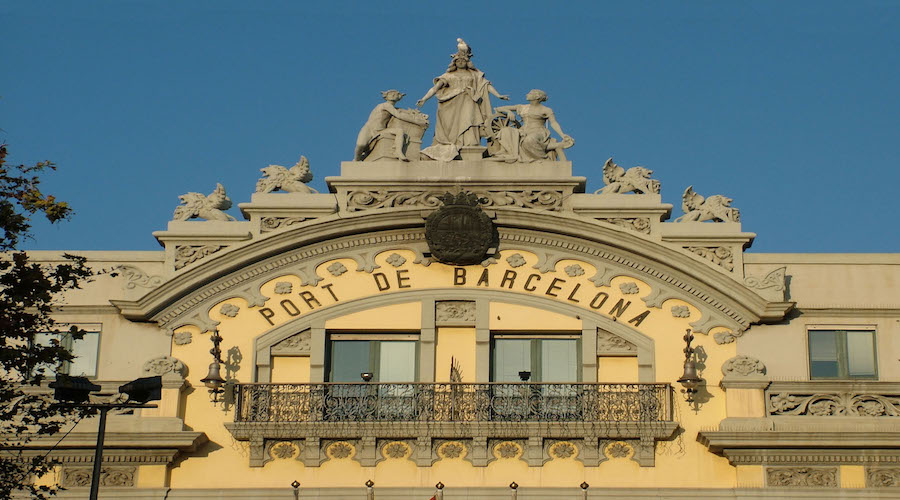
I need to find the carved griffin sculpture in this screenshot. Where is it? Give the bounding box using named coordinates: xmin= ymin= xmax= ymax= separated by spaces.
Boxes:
xmin=172 ymin=183 xmax=236 ymax=221
xmin=596 ymin=158 xmax=660 ymax=194
xmin=675 ymin=186 xmax=740 ymax=223
xmin=255 ymin=156 xmax=317 ymax=194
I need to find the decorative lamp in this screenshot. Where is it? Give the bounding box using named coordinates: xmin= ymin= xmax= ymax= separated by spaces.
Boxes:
xmin=676 ymin=329 xmax=702 ymax=403
xmin=200 ymin=331 xmax=226 ymax=403
xmin=518 ymin=371 xmax=531 ymax=382
xmin=360 ymin=372 xmax=374 ymax=382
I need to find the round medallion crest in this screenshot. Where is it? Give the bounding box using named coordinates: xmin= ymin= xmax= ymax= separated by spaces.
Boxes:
xmin=425 ymin=192 xmax=496 ymax=265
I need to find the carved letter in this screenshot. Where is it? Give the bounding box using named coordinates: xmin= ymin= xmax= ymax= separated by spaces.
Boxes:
xmin=321 ymin=283 xmax=339 ymax=302
xmin=609 ymin=299 xmax=631 ymax=318
xmin=259 ymin=308 xmax=276 ymax=326
xmin=454 ymin=268 xmax=467 ymax=286
xmin=374 ymin=272 xmax=391 ymax=291
xmin=396 ymin=269 xmax=411 ymax=289
xmin=500 ymin=270 xmax=517 ymax=289
xmin=567 ymin=283 xmax=581 ymax=303
xmin=627 ymin=310 xmax=650 ymax=327
xmin=476 ymin=269 xmax=490 ymax=287
xmin=524 ymin=274 xmax=541 ymax=292
xmin=299 ymin=291 xmax=321 ymax=309
xmin=590 ymin=292 xmax=609 ymax=309
xmin=545 ymin=278 xmax=565 ymax=297
xmin=280 ymin=299 xmax=301 ymax=316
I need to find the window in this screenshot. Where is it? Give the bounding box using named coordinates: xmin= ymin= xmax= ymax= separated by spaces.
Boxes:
xmin=327 ymin=334 xmax=418 ymax=382
xmin=492 ymin=335 xmax=581 ymax=382
xmin=808 ymin=329 xmax=877 ymax=379
xmin=34 ymin=324 xmax=101 ymax=378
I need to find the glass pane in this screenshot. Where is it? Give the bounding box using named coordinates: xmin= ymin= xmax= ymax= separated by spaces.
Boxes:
xmin=809 ymin=331 xmax=839 ymax=378
xmin=67 ymin=332 xmax=99 ymax=377
xmin=330 ymin=341 xmax=370 ymax=382
xmin=32 ymin=333 xmax=60 ymax=377
xmin=493 ymin=339 xmax=531 ymax=382
xmin=540 ymin=339 xmax=578 ymax=382
xmin=846 ymin=331 xmax=876 ymax=377
xmin=378 ymin=341 xmax=416 ymax=382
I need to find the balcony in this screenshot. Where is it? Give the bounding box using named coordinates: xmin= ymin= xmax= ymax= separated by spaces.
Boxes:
xmin=226 ymin=383 xmax=678 ymax=467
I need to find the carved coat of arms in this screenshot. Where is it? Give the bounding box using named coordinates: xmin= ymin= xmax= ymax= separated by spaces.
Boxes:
xmin=425 ymin=192 xmax=496 ymax=265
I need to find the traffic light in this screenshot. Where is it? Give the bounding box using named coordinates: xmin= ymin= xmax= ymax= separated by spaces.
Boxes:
xmin=118 ymin=376 xmax=162 ymax=403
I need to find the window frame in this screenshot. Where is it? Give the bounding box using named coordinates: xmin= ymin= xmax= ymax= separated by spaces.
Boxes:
xmin=490 ymin=331 xmax=582 ymax=383
xmin=806 ymin=327 xmax=878 ymax=380
xmin=325 ymin=331 xmax=420 ymax=383
xmin=34 ymin=323 xmax=101 ymax=379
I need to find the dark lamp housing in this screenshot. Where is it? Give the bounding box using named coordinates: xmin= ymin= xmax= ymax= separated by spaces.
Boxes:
xmin=49 ymin=375 xmax=101 ymax=403
xmin=118 ymin=376 xmax=162 ymax=404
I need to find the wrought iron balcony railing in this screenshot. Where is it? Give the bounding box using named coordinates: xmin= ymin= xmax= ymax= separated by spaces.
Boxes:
xmin=233 ymin=383 xmax=673 ymax=423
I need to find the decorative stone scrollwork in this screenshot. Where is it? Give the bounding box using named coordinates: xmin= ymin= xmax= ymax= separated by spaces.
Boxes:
xmin=721 ymin=355 xmax=766 ymax=378
xmin=564 ymin=264 xmax=585 ymax=277
xmin=273 ymin=281 xmax=293 ymax=295
xmin=685 ymin=246 xmax=734 ymax=271
xmin=744 ymin=267 xmax=787 ymax=291
xmin=61 ymin=467 xmax=136 ymax=487
xmin=435 ymin=301 xmax=475 ymax=325
xmin=713 ymin=330 xmax=742 ymax=344
xmin=599 ymin=217 xmax=652 ymax=234
xmin=493 ymin=441 xmax=523 ymax=460
xmin=767 ymin=390 xmax=900 ymax=417
xmin=604 ymin=441 xmax=632 ymax=459
xmin=382 ymin=441 xmax=412 ymax=460
xmin=174 ymin=245 xmax=225 ymax=270
xmin=173 ymin=331 xmax=193 ymax=345
xmin=270 ymin=441 xmax=300 ymax=460
xmin=172 ymin=183 xmax=236 ymax=222
xmin=271 ymin=330 xmax=311 ymax=355
xmin=219 ymin=303 xmax=240 ymax=318
xmin=867 ymin=467 xmax=900 ymax=488
xmin=260 ymin=216 xmax=309 ymax=233
xmin=326 ymin=262 xmax=348 ymax=277
xmin=670 ymin=305 xmax=691 ymax=318
xmin=346 ymin=189 xmax=564 ymax=212
xmin=142 ymin=355 xmax=186 ymax=378
xmin=437 ymin=441 xmax=467 ymax=459
xmin=596 ymin=330 xmax=636 ymax=355
xmin=506 ymin=253 xmax=527 ymax=268
xmin=619 ymin=282 xmax=640 ymax=295
xmin=549 ymin=441 xmax=577 ymax=460
xmin=114 ymin=265 xmax=163 ymax=290
xmin=766 ymin=467 xmax=837 ymax=487
xmin=325 ymin=441 xmax=355 ymax=460
xmin=256 ymin=156 xmax=317 ymax=194
xmin=675 ymin=186 xmax=741 ymax=223
xmin=385 ymin=253 xmax=407 ymax=267
xmin=596 ymin=158 xmax=660 ymax=195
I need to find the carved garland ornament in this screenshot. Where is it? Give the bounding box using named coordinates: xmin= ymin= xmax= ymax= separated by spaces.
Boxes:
xmin=61 ymin=467 xmax=136 ymax=487
xmin=115 ymin=265 xmax=163 ymax=290
xmin=435 ymin=301 xmax=476 ymax=324
xmin=867 ymin=467 xmax=900 ymax=488
xmin=768 ymin=391 xmax=900 ymax=417
xmin=347 ymin=189 xmax=564 ymax=212
xmin=271 ymin=330 xmax=311 ymax=355
xmin=721 ymin=355 xmax=766 ymax=378
xmin=174 ymin=245 xmax=225 ymax=270
xmin=685 ymin=246 xmax=734 ymax=272
xmin=766 ymin=467 xmax=837 ymax=487
xmin=596 ymin=330 xmax=636 ymax=354
xmin=599 ymin=217 xmax=652 ymax=234
xmin=142 ymin=356 xmax=186 ymax=378
xmin=261 ymin=216 xmax=309 ymax=233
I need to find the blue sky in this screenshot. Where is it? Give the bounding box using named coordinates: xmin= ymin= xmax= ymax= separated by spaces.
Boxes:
xmin=3 ymin=1 xmax=899 ymax=252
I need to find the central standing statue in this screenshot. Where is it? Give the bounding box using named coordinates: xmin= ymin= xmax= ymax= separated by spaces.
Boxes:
xmin=417 ymin=39 xmax=508 ymax=161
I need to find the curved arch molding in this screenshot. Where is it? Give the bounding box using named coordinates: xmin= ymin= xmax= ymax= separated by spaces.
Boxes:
xmin=111 ymin=210 xmax=792 ymax=339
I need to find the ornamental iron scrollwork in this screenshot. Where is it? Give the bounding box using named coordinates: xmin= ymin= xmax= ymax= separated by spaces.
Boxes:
xmin=233 ymin=382 xmax=672 ymax=424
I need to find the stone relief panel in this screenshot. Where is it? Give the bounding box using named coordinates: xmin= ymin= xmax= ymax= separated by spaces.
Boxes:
xmin=346 ymin=189 xmax=563 ymax=212
xmin=743 ymin=266 xmax=788 ymax=301
xmin=271 ymin=330 xmax=311 ymax=355
xmin=721 ymin=355 xmax=766 ymax=378
xmin=114 ymin=265 xmax=163 ymax=290
xmin=61 ymin=466 xmax=136 ymax=487
xmin=766 ymin=467 xmax=838 ymax=487
xmin=685 ymin=246 xmax=734 ymax=272
xmin=596 ymin=330 xmax=637 ymax=355
xmin=260 ymin=216 xmax=309 ymax=233
xmin=867 ymin=467 xmax=900 ymax=488
xmin=598 ymin=217 xmax=652 ymax=234
xmin=174 ymin=244 xmax=225 ymax=270
xmin=173 ymin=331 xmax=193 ymax=345
xmin=270 ymin=441 xmax=301 ymax=460
xmin=435 ymin=301 xmax=476 ymax=326
xmin=767 ymin=390 xmax=900 ymax=417
xmin=381 ymin=440 xmax=413 ymax=460
xmin=492 ymin=440 xmax=524 ymax=460
xmin=548 ymin=441 xmax=578 ymax=460
xmin=142 ymin=356 xmax=186 ymax=378
xmin=713 ymin=330 xmax=742 ymax=344
xmin=436 ymin=440 xmax=467 ymax=460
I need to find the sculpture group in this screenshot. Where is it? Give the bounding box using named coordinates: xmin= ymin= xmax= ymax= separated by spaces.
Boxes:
xmin=354 ymin=39 xmax=574 ymax=163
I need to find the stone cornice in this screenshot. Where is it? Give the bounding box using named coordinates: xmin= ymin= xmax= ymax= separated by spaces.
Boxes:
xmin=111 ymin=208 xmax=790 ymax=333
xmin=10 ymin=430 xmax=207 ymax=465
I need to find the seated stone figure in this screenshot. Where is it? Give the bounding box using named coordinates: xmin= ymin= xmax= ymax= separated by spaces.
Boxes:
xmin=355 ymin=90 xmax=429 ymax=162
xmin=490 ymin=89 xmax=574 ymax=162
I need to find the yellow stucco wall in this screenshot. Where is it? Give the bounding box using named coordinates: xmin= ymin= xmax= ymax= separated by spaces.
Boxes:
xmin=160 ymin=248 xmax=739 ymax=490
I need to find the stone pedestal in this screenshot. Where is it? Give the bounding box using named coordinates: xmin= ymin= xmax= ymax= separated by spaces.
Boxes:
xmin=238 ymin=193 xmax=338 ymax=236
xmin=153 ymin=221 xmax=252 ymax=272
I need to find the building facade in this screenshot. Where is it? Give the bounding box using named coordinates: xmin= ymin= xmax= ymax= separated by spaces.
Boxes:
xmin=22 ymin=43 xmax=900 ymax=499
